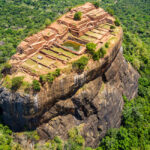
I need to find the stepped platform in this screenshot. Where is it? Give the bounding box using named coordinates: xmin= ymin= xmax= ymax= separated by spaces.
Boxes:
xmin=8 ymin=2 xmax=120 ymax=80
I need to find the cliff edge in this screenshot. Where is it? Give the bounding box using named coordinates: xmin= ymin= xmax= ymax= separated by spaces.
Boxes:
xmin=0 ymin=43 xmax=139 ymax=147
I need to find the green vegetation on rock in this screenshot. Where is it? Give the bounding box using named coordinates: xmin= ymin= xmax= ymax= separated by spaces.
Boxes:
xmin=11 ymin=76 xmax=24 ymax=91
xmin=98 ymin=47 xmax=106 ymax=58
xmin=74 ymin=12 xmax=82 ymax=21
xmin=24 ymin=130 xmax=40 ymax=141
xmin=92 ymin=47 xmax=106 ymax=61
xmin=72 ymin=56 xmax=88 ymax=71
xmin=32 ymin=80 xmax=40 ymax=92
xmin=86 ymin=42 xmax=97 ymax=55
xmin=105 ymin=42 xmax=109 ymax=48
xmin=86 ymin=42 xmax=106 ymax=61
xmin=40 ymin=68 xmax=61 ymax=84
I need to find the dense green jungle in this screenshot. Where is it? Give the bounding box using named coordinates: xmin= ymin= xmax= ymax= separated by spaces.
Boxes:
xmin=0 ymin=0 xmax=150 ymax=149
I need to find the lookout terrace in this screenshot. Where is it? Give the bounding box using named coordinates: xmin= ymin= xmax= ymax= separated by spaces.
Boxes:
xmin=9 ymin=2 xmax=119 ymax=79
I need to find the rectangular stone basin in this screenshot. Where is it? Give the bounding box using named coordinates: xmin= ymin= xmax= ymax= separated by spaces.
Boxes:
xmin=62 ymin=40 xmax=84 ymax=52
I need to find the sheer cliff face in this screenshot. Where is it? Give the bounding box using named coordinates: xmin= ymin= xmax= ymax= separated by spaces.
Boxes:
xmin=0 ymin=32 xmax=139 ymax=147
xmin=36 ymin=51 xmax=139 ymax=147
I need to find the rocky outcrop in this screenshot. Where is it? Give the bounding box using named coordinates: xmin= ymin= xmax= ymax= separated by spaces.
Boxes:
xmin=36 ymin=50 xmax=139 ymax=147
xmin=0 ymin=31 xmax=140 ymax=147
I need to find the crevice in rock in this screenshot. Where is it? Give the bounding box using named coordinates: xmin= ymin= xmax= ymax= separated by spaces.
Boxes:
xmin=102 ymin=74 xmax=107 ymax=83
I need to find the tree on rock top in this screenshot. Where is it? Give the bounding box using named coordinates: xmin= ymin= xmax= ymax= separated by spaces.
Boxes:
xmin=74 ymin=12 xmax=82 ymax=21
xmin=11 ymin=76 xmax=24 ymax=91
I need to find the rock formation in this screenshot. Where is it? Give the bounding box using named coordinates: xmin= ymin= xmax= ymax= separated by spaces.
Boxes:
xmin=9 ymin=2 xmax=114 ymax=75
xmin=0 ymin=45 xmax=139 ymax=148
xmin=37 ymin=50 xmax=139 ymax=147
xmin=0 ymin=3 xmax=140 ymax=148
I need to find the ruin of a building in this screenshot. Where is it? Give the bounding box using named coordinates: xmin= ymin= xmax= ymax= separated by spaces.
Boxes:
xmin=10 ymin=2 xmax=116 ymax=76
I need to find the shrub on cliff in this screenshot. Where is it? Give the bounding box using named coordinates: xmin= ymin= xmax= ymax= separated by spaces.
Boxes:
xmin=46 ymin=69 xmax=61 ymax=84
xmin=11 ymin=76 xmax=24 ymax=91
xmin=86 ymin=42 xmax=97 ymax=55
xmin=1 ymin=63 xmax=12 ymax=75
xmin=32 ymin=80 xmax=40 ymax=92
xmin=24 ymin=130 xmax=40 ymax=141
xmin=54 ymin=136 xmax=62 ymax=144
xmin=54 ymin=136 xmax=63 ymax=150
xmin=72 ymin=56 xmax=88 ymax=71
xmin=68 ymin=7 xmax=72 ymax=12
xmin=46 ymin=73 xmax=54 ymax=83
xmin=85 ymin=147 xmax=93 ymax=150
xmin=98 ymin=47 xmax=106 ymax=58
xmin=74 ymin=135 xmax=85 ymax=146
xmin=92 ymin=52 xmax=99 ymax=61
xmin=92 ymin=47 xmax=106 ymax=61
xmin=74 ymin=12 xmax=82 ymax=21
xmin=39 ymin=75 xmax=47 ymax=84
xmin=68 ymin=127 xmax=85 ymax=147
xmin=24 ymin=82 xmax=32 ymax=94
xmin=86 ymin=43 xmax=107 ymax=61
xmin=3 ymin=63 xmax=11 ymax=70
xmin=52 ymin=68 xmax=60 ymax=77
xmin=39 ymin=69 xmax=61 ymax=85
xmin=2 ymin=75 xmax=12 ymax=89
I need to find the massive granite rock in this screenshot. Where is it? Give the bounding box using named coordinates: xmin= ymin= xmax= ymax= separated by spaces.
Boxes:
xmin=0 ymin=34 xmax=139 ymax=147
xmin=36 ymin=50 xmax=139 ymax=147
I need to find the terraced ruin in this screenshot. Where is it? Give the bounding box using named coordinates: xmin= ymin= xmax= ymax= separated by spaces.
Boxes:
xmin=9 ymin=2 xmax=119 ymax=80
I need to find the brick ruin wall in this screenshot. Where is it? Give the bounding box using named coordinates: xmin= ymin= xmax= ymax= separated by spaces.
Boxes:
xmin=10 ymin=3 xmax=115 ymax=67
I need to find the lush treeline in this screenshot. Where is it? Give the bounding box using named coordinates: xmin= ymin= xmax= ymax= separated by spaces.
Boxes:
xmin=0 ymin=0 xmax=150 ymax=149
